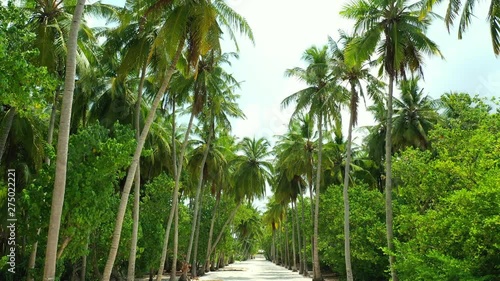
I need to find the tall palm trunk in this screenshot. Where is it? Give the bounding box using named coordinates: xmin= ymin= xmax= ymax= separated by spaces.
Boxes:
xmin=42 ymin=1 xmax=85 ymax=279
xmin=182 ymin=126 xmax=213 ymax=280
xmin=191 ymin=187 xmax=204 ymax=277
xmin=127 ymin=62 xmax=147 ymax=281
xmin=272 ymin=228 xmax=276 ymax=263
xmin=156 ymin=107 xmax=196 ymax=281
xmin=299 ymin=191 xmax=309 ymax=277
xmin=385 ymin=75 xmax=398 ymax=281
xmin=283 ymin=212 xmax=290 ymax=269
xmin=283 ymin=211 xmax=290 ymax=269
xmin=308 ymin=183 xmax=315 ymax=277
xmin=204 ymin=189 xmax=221 ymax=272
xmin=45 ymin=92 xmax=58 ymax=165
xmin=290 ymin=203 xmax=297 ymax=271
xmin=27 ymin=228 xmax=41 ymax=281
xmin=342 ymin=84 xmax=356 ymax=281
xmin=186 ymin=125 xmax=213 ymax=261
xmin=206 ymin=201 xmax=242 ymax=263
xmin=81 ymin=235 xmax=89 ymax=281
xmin=169 ymin=197 xmax=179 ymax=281
xmin=29 ymin=92 xmax=58 ymax=281
xmin=102 ymin=40 xmax=185 ymax=281
xmin=294 ymin=201 xmax=304 ymax=274
xmin=0 ymin=106 xmax=15 ymax=164
xmin=312 ymin=113 xmax=323 ymax=281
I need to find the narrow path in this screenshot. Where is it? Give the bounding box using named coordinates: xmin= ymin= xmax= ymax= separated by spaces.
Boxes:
xmin=198 ymin=255 xmax=312 ymax=281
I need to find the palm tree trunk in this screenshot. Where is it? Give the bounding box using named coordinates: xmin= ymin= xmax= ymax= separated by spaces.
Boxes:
xmin=283 ymin=211 xmax=290 ymax=269
xmin=272 ymin=229 xmax=276 ymax=263
xmin=156 ymin=107 xmax=196 ymax=281
xmin=27 ymin=228 xmax=41 ymax=281
xmin=0 ymin=106 xmax=15 ymax=165
xmin=29 ymin=92 xmax=58 ymax=281
xmin=186 ymin=127 xmax=213 ymax=262
xmin=343 ymin=85 xmax=356 ymax=281
xmin=102 ymin=39 xmax=185 ymax=281
xmin=291 ymin=203 xmax=297 ymax=272
xmin=207 ymin=201 xmax=242 ymax=262
xmin=312 ymin=113 xmax=323 ymax=281
xmin=294 ymin=201 xmax=304 ymax=274
xmin=191 ymin=187 xmax=204 ymax=278
xmin=385 ymin=75 xmax=398 ymax=281
xmin=127 ymin=61 xmax=147 ymax=281
xmin=45 ymin=92 xmax=58 ymax=165
xmin=299 ymin=191 xmax=309 ymax=277
xmin=43 ymin=1 xmax=85 ymax=279
xmin=308 ymin=176 xmax=315 ymax=276
xmin=81 ymin=235 xmax=89 ymax=281
xmin=169 ymin=197 xmax=180 ymax=281
xmin=204 ymin=190 xmax=221 ymax=272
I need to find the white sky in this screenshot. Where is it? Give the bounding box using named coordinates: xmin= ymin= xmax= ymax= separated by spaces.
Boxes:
xmin=220 ymin=0 xmax=500 ymax=145
xmin=90 ymin=0 xmax=500 ymax=210
xmin=90 ymin=0 xmax=500 ymax=143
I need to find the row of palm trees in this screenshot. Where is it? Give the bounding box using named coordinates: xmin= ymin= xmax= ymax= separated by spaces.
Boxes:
xmin=1 ymin=0 xmax=497 ymax=279
xmin=0 ymin=0 xmax=278 ymax=280
xmin=263 ymin=0 xmax=465 ymax=278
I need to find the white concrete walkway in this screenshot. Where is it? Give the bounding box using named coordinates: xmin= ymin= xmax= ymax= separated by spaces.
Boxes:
xmin=198 ymin=255 xmax=312 ymax=281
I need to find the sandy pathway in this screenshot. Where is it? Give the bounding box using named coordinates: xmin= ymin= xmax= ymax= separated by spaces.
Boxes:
xmin=198 ymin=255 xmax=312 ymax=281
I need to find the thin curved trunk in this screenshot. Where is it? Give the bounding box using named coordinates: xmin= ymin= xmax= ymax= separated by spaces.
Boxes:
xmin=308 ymin=165 xmax=315 ymax=277
xmin=182 ymin=126 xmax=213 ymax=280
xmin=283 ymin=211 xmax=290 ymax=269
xmin=207 ymin=201 xmax=242 ymax=260
xmin=312 ymin=113 xmax=323 ymax=281
xmin=0 ymin=106 xmax=15 ymax=163
xmin=299 ymin=190 xmax=309 ymax=277
xmin=81 ymin=235 xmax=89 ymax=281
xmin=169 ymin=197 xmax=179 ymax=281
xmin=156 ymin=107 xmax=196 ymax=281
xmin=272 ymin=229 xmax=276 ymax=263
xmin=204 ymin=189 xmax=221 ymax=272
xmin=291 ymin=203 xmax=297 ymax=272
xmin=191 ymin=187 xmax=204 ymax=278
xmin=43 ymin=1 xmax=85 ymax=279
xmin=27 ymin=228 xmax=41 ymax=281
xmin=102 ymin=39 xmax=185 ymax=281
xmin=186 ymin=127 xmax=213 ymax=262
xmin=294 ymin=201 xmax=304 ymax=274
xmin=342 ymin=84 xmax=357 ymax=281
xmin=127 ymin=61 xmax=147 ymax=281
xmin=45 ymin=92 xmax=58 ymax=165
xmin=386 ymin=75 xmax=398 ymax=281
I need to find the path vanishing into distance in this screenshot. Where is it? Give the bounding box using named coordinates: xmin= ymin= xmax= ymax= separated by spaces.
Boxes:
xmin=198 ymin=255 xmax=329 ymax=281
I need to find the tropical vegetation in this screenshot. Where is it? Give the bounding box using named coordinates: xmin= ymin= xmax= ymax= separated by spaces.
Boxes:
xmin=0 ymin=0 xmax=498 ymax=281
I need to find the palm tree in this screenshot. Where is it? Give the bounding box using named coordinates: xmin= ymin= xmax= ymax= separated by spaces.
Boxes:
xmin=181 ymin=52 xmax=245 ymax=281
xmin=263 ymin=198 xmax=285 ymax=264
xmin=203 ymin=137 xmax=272 ymax=265
xmin=42 ymin=1 xmax=86 ymax=280
xmin=341 ymin=1 xmax=442 ymax=279
xmin=393 ymin=78 xmax=441 ymax=151
xmin=102 ymin=1 xmax=253 ymax=279
xmin=328 ymin=31 xmax=383 ymax=281
xmin=421 ymin=0 xmax=500 ymax=54
xmin=276 ymin=114 xmax=316 ymax=274
xmin=282 ymin=45 xmax=347 ymax=281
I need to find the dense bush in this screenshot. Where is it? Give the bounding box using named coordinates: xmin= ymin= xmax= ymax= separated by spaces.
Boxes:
xmin=319 ymin=185 xmax=388 ymax=281
xmin=393 ymin=95 xmax=500 ymax=280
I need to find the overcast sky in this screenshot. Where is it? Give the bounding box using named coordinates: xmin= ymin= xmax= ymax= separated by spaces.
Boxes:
xmin=91 ymin=0 xmax=499 ymax=210
xmin=90 ymin=0 xmax=500 ymax=142
xmin=219 ymin=0 xmax=500 ymax=144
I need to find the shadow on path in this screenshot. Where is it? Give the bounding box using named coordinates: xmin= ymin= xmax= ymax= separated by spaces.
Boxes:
xmin=199 ymin=255 xmax=312 ymax=281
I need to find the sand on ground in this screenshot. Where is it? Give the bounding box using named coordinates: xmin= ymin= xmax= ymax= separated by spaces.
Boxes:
xmin=198 ymin=255 xmax=313 ymax=281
